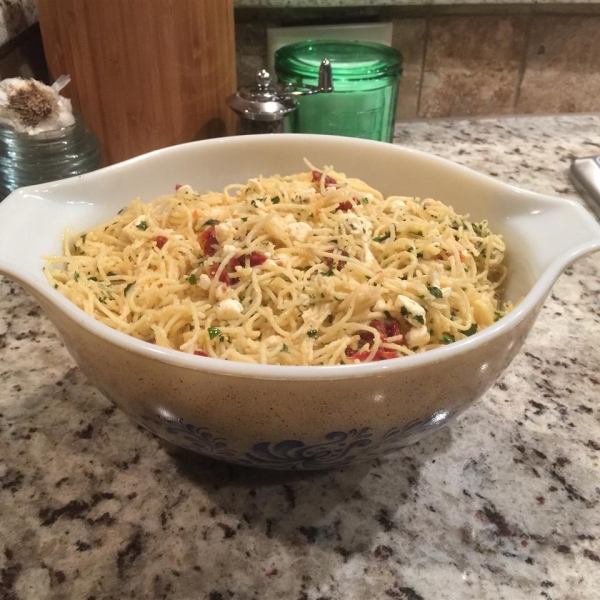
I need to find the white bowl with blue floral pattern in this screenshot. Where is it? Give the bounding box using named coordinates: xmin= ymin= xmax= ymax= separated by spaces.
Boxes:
xmin=1 ymin=134 xmax=599 ymax=469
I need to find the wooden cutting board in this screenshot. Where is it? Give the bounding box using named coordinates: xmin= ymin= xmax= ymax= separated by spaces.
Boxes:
xmin=37 ymin=0 xmax=236 ymax=165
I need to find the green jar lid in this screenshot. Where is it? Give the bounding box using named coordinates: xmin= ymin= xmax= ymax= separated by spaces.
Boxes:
xmin=275 ymin=40 xmax=402 ymax=82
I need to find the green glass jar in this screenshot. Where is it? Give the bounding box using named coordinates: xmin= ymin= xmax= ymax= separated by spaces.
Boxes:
xmin=275 ymin=40 xmax=402 ymax=142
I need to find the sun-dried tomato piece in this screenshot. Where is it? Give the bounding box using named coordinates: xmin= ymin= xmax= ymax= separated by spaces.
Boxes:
xmin=194 ymin=350 xmax=209 ymax=357
xmin=155 ymin=236 xmax=168 ymax=249
xmin=358 ymin=318 xmax=406 ymax=345
xmin=347 ymin=348 xmax=399 ymax=362
xmin=208 ymin=263 xmax=230 ymax=286
xmin=359 ymin=320 xmax=388 ymax=345
xmin=312 ymin=170 xmax=337 ymax=187
xmin=335 ymin=201 xmax=353 ymax=213
xmin=249 ymin=252 xmax=268 ymax=267
xmin=198 ymin=226 xmax=218 ymax=257
xmin=385 ymin=319 xmax=403 ymax=339
xmin=228 ymin=257 xmax=240 ymax=281
xmin=323 ymin=249 xmax=349 ymax=271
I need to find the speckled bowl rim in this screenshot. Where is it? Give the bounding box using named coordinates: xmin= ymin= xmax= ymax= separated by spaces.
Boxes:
xmin=2 ymin=134 xmax=600 ymax=381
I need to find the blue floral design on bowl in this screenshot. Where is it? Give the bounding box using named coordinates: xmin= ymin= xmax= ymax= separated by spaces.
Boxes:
xmin=138 ymin=406 xmax=464 ymax=470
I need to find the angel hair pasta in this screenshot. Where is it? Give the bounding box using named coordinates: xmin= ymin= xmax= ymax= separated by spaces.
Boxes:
xmin=44 ymin=161 xmax=511 ymax=366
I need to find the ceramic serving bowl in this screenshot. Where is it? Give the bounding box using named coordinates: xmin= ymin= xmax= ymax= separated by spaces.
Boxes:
xmin=1 ymin=135 xmax=599 ymax=470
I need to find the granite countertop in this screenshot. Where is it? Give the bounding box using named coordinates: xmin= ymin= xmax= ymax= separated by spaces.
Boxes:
xmin=0 ymin=0 xmax=36 ymax=49
xmin=1 ymin=114 xmax=599 ymax=600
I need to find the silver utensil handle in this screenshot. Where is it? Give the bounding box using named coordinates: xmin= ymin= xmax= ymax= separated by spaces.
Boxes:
xmin=570 ymin=156 xmax=600 ymax=219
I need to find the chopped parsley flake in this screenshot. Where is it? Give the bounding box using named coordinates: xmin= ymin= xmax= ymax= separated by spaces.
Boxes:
xmin=271 ymin=196 xmax=280 ymax=204
xmin=400 ymin=306 xmax=409 ymax=317
xmin=89 ymin=276 xmax=98 ymax=282
xmin=281 ymin=343 xmax=289 ymax=352
xmin=188 ymin=274 xmax=197 ymax=285
xmin=136 ymin=221 xmax=148 ymax=231
xmin=322 ymin=269 xmax=334 ymax=277
xmin=241 ymin=217 xmax=248 ymax=222
xmin=441 ymin=332 xmax=455 ymax=344
xmin=362 ymin=197 xmax=369 ymax=204
xmin=414 ymin=314 xmax=425 ymax=325
xmin=73 ymin=272 xmax=80 ymax=281
xmin=208 ymin=327 xmax=221 ymax=340
xmin=372 ymin=231 xmax=390 ymax=243
xmin=464 ymin=323 xmax=478 ymax=336
xmin=427 ymin=286 xmax=443 ymax=299
xmin=307 ymin=330 xmax=318 ymax=339
xmin=494 ymin=311 xmax=502 ymax=322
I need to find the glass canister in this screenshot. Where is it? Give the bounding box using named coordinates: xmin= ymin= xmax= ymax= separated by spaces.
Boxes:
xmin=0 ymin=112 xmax=101 ymax=200
xmin=275 ymin=40 xmax=402 ymax=142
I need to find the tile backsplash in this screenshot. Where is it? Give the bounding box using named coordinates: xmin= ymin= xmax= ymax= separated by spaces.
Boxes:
xmin=2 ymin=5 xmax=599 ymax=120
xmin=236 ymin=6 xmax=600 ymax=119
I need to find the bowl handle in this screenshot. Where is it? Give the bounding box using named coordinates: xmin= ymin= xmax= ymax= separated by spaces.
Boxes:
xmin=518 ymin=196 xmax=600 ymax=272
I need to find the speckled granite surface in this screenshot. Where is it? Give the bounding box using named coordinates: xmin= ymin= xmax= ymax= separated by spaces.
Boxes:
xmin=1 ymin=114 xmax=599 ymax=600
xmin=0 ymin=0 xmax=36 ymax=48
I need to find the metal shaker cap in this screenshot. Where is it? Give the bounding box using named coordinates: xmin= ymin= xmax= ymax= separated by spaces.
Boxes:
xmin=226 ymin=70 xmax=297 ymax=122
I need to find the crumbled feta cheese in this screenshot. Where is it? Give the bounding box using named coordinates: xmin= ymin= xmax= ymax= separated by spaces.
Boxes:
xmin=223 ymin=244 xmax=238 ymax=255
xmin=296 ymin=186 xmax=316 ymax=200
xmin=123 ymin=215 xmax=149 ymax=238
xmin=406 ymin=325 xmax=430 ymax=347
xmin=214 ymin=283 xmax=228 ymax=300
xmin=363 ymin=245 xmax=378 ymax=267
xmin=288 ymin=221 xmax=312 ymax=243
xmin=341 ymin=213 xmax=372 ymax=238
xmin=374 ymin=299 xmax=387 ymax=312
xmin=198 ymin=274 xmax=211 ymax=290
xmin=428 ymin=264 xmax=442 ymax=288
xmin=395 ymin=294 xmax=426 ymax=326
xmin=216 ymin=299 xmax=243 ymax=320
xmin=275 ymin=253 xmax=291 ymax=267
xmin=215 ymin=222 xmax=236 ymax=243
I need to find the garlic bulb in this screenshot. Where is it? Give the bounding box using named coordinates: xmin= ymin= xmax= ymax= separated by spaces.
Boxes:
xmin=0 ymin=77 xmax=75 ymax=135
